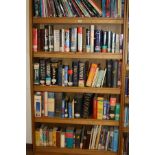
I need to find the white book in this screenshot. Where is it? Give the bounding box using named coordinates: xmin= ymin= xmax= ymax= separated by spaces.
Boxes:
xmin=78 ymin=27 xmax=82 ymax=52
xmin=44 ymin=92 xmax=48 ymax=117
xmin=89 ymin=127 xmax=94 ymax=149
xmin=71 ymin=28 xmax=77 ymax=52
xmin=92 ymin=67 xmax=99 ymax=87
xmin=101 ymin=68 xmax=107 ymax=87
xmin=115 ymin=34 xmax=120 ymax=53
xmin=96 ymin=70 xmax=104 ymax=87
xmin=90 ymin=25 xmax=94 ymax=53
xmin=60 ymin=29 xmax=65 ymax=52
xmin=112 ymin=33 xmax=116 ymax=53
xmin=91 ymin=125 xmax=98 ymax=149
xmin=54 ymin=29 xmax=60 ymax=52
xmin=60 ymin=132 xmax=65 ymax=148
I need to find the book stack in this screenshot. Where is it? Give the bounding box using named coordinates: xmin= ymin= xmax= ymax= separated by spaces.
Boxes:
xmin=34 ymin=92 xmax=120 ymax=121
xmin=34 ymin=59 xmax=121 ymax=88
xmin=33 ymin=0 xmax=124 ymax=18
xmin=33 ymin=25 xmax=124 ymax=53
xmin=35 ymin=125 xmax=119 ymax=152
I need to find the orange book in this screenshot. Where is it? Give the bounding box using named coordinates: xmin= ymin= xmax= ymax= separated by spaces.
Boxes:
xmin=86 ymin=63 xmax=98 ymax=87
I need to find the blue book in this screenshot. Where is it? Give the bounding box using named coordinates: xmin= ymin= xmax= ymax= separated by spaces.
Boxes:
xmin=64 ymin=65 xmax=69 ymax=86
xmin=106 ymin=60 xmax=112 ymax=87
xmin=46 ymin=60 xmax=51 ymax=85
xmin=61 ymin=98 xmax=65 ymax=118
xmin=40 ymin=0 xmax=42 ymax=17
xmin=48 ymin=92 xmax=55 ymax=117
xmin=102 ymin=0 xmax=106 ymax=17
xmin=110 ymin=0 xmax=115 ymax=17
xmin=68 ymin=101 xmax=72 ymax=118
xmin=112 ymin=127 xmax=119 ymax=152
xmin=94 ymin=30 xmax=101 ymax=52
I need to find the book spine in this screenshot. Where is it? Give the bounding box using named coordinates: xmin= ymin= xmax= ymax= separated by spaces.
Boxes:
xmin=92 ymin=67 xmax=99 ymax=87
xmin=60 ymin=132 xmax=65 ymax=148
xmin=102 ymin=0 xmax=106 ymax=17
xmin=68 ymin=67 xmax=73 ymax=86
xmin=72 ymin=61 xmax=79 ymax=86
xmin=61 ymin=97 xmax=65 ymax=118
xmin=111 ymin=32 xmax=116 ymax=53
xmin=44 ymin=26 xmax=49 ymax=51
xmin=97 ymin=97 xmax=104 ymax=119
xmin=78 ymin=62 xmax=85 ymax=87
xmin=71 ymin=28 xmax=77 ymax=52
xmin=119 ymin=34 xmax=124 ymax=53
xmin=103 ymin=100 xmax=107 ymax=119
xmin=47 ymin=92 xmax=55 ymax=117
xmin=58 ymin=64 xmax=63 ymax=86
xmin=106 ymin=0 xmax=111 ymax=17
xmin=48 ymin=25 xmax=54 ymax=51
xmin=39 ymin=59 xmax=46 ymax=85
xmin=72 ymin=0 xmax=83 ymax=17
xmin=64 ymin=0 xmax=73 ymax=17
xmin=60 ymin=29 xmax=65 ymax=52
xmin=68 ymin=101 xmax=72 ymax=118
xmin=35 ymin=129 xmax=40 ymax=146
xmin=86 ymin=29 xmax=91 ymax=52
xmin=64 ymin=99 xmax=68 ymax=118
xmin=72 ymin=99 xmax=74 ymax=118
xmin=54 ymin=29 xmax=60 ymax=52
xmin=112 ymin=60 xmax=118 ymax=87
xmin=40 ymin=25 xmax=45 ymax=50
xmin=101 ymin=31 xmax=108 ymax=53
xmin=93 ymin=97 xmax=97 ymax=119
xmin=86 ymin=63 xmax=98 ymax=87
xmin=125 ymin=76 xmax=129 ymax=96
xmin=117 ymin=61 xmax=122 ymax=87
xmin=110 ymin=0 xmax=115 ymax=17
xmin=64 ymin=65 xmax=68 ymax=86
xmin=109 ymin=98 xmax=116 ymax=120
xmin=115 ymin=34 xmax=120 ymax=53
xmin=45 ymin=60 xmax=51 ymax=85
xmin=96 ymin=70 xmax=104 ymax=87
xmin=51 ymin=62 xmax=58 ymax=85
xmin=34 ymin=0 xmax=40 ymax=17
xmin=108 ymin=31 xmax=112 ymax=53
xmin=34 ymin=63 xmax=40 ymax=84
xmin=106 ymin=60 xmax=112 ymax=87
xmin=118 ymin=0 xmax=121 ymax=17
xmin=94 ymin=29 xmax=101 ymax=52
xmin=78 ymin=27 xmax=83 ymax=52
xmin=90 ymin=25 xmax=94 ymax=53
xmin=34 ymin=93 xmax=42 ymax=117
xmin=65 ymin=29 xmax=70 ymax=52
xmin=44 ymin=92 xmax=48 ymax=116
xmin=115 ymin=104 xmax=120 ymax=121
xmin=62 ymin=67 xmax=65 ymax=86
xmin=112 ymin=127 xmax=119 ymax=152
xmin=33 ymin=28 xmax=38 ymax=52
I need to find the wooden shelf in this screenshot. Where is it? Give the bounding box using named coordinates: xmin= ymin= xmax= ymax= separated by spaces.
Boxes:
xmin=126 ymin=64 xmax=129 ymax=71
xmin=33 ymin=17 xmax=124 ymax=24
xmin=35 ymin=117 xmax=119 ymax=126
xmin=33 ymin=52 xmax=123 ymax=60
xmin=35 ymin=146 xmax=117 ymax=155
xmin=122 ymin=127 xmax=129 ymax=133
xmin=125 ymin=96 xmax=129 ymax=104
xmin=34 ymin=85 xmax=121 ymax=94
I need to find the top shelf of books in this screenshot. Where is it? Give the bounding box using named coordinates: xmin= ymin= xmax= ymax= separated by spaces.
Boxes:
xmin=33 ymin=17 xmax=124 ymax=24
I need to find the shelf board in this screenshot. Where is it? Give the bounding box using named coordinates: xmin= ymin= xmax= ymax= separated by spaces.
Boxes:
xmin=34 ymin=85 xmax=121 ymax=94
xmin=35 ymin=146 xmax=117 ymax=155
xmin=122 ymin=127 xmax=129 ymax=133
xmin=35 ymin=117 xmax=119 ymax=126
xmin=33 ymin=17 xmax=123 ymax=24
xmin=33 ymin=52 xmax=123 ymax=60
xmin=125 ymin=96 xmax=129 ymax=104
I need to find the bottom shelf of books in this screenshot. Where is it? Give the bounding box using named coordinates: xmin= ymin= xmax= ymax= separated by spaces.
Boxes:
xmin=35 ymin=125 xmax=119 ymax=155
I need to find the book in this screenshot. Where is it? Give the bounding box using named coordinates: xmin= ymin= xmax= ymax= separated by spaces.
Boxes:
xmin=47 ymin=92 xmax=55 ymax=117
xmin=111 ymin=32 xmax=116 ymax=53
xmin=33 ymin=0 xmax=40 ymax=17
xmin=75 ymin=128 xmax=81 ymax=148
xmin=78 ymin=61 xmax=85 ymax=87
xmin=71 ymin=28 xmax=77 ymax=52
xmin=102 ymin=0 xmax=106 ymax=17
xmin=102 ymin=31 xmax=108 ymax=53
xmin=106 ymin=0 xmax=111 ymax=17
xmin=48 ymin=25 xmax=54 ymax=51
xmin=90 ymin=25 xmax=94 ymax=53
xmin=74 ymin=95 xmax=82 ymax=118
xmin=68 ymin=67 xmax=73 ymax=86
xmin=34 ymin=62 xmax=40 ymax=84
xmin=44 ymin=26 xmax=48 ymax=51
xmin=115 ymin=103 xmax=120 ymax=121
xmin=45 ymin=59 xmax=51 ymax=85
xmin=119 ymin=34 xmax=123 ymax=53
xmin=58 ymin=62 xmax=63 ymax=86
xmin=86 ymin=63 xmax=98 ymax=87
xmin=64 ymin=65 xmax=69 ymax=86
xmin=112 ymin=60 xmax=118 ymax=87
xmin=97 ymin=97 xmax=104 ymax=119
xmin=35 ymin=128 xmax=40 ymax=146
xmin=78 ymin=27 xmax=83 ymax=52
xmin=96 ymin=70 xmax=104 ymax=87
xmin=32 ymin=27 xmax=38 ymax=51
xmin=106 ymin=60 xmax=112 ymax=87
xmin=94 ymin=29 xmax=101 ymax=52
xmin=60 ymin=29 xmax=65 ymax=52
xmin=86 ymin=28 xmax=91 ymax=52
xmin=65 ymin=29 xmax=70 ymax=52
xmin=112 ymin=127 xmax=119 ymax=152
xmin=34 ymin=92 xmax=42 ymax=117
xmin=44 ymin=92 xmax=48 ymax=117
xmin=60 ymin=129 xmax=65 ymax=148
xmin=39 ymin=59 xmax=46 ymax=85
xmin=72 ymin=61 xmax=79 ymax=86
xmin=107 ymin=31 xmax=112 ymax=53
xmin=125 ymin=76 xmax=129 ymax=96
xmin=51 ymin=61 xmax=58 ymax=85
xmin=55 ymin=93 xmax=63 ymax=117
xmin=54 ymin=29 xmax=60 ymax=51
xmin=109 ymin=97 xmax=116 ymax=120
xmin=66 ymin=127 xmax=74 ymax=148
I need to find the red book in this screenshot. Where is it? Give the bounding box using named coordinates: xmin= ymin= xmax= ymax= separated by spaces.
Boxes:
xmin=93 ymin=96 xmax=97 ymax=119
xmin=106 ymin=0 xmax=111 ymax=17
xmin=32 ymin=28 xmax=37 ymax=52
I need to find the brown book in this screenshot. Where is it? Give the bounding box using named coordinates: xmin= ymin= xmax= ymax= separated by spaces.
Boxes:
xmin=56 ymin=129 xmax=61 ymax=147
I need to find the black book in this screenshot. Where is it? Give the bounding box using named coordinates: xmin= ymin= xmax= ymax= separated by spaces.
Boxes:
xmin=106 ymin=60 xmax=112 ymax=87
xmin=52 ymin=0 xmax=58 ymax=17
xmin=82 ymin=93 xmax=93 ymax=118
xmin=33 ymin=0 xmax=40 ymax=17
xmin=55 ymin=93 xmax=63 ymax=117
xmin=58 ymin=62 xmax=63 ymax=86
xmin=44 ymin=26 xmax=48 ymax=51
xmin=72 ymin=61 xmax=79 ymax=86
xmin=85 ymin=61 xmax=89 ymax=85
xmin=112 ymin=60 xmax=118 ymax=87
xmin=64 ymin=96 xmax=69 ymax=118
xmin=58 ymin=0 xmax=66 ymax=16
xmin=45 ymin=59 xmax=51 ymax=85
xmin=108 ymin=31 xmax=112 ymax=53
xmin=78 ymin=61 xmax=85 ymax=87
xmin=74 ymin=95 xmax=83 ymax=118
xmin=68 ymin=0 xmax=77 ymax=17
xmin=75 ymin=129 xmax=82 ymax=148
xmin=125 ymin=76 xmax=129 ymax=96
xmin=39 ymin=59 xmax=46 ymax=85
xmin=51 ymin=61 xmax=58 ymax=85
xmin=53 ymin=0 xmax=63 ymax=17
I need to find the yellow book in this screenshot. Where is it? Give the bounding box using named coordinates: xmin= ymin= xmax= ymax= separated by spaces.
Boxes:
xmin=86 ymin=64 xmax=98 ymax=86
xmin=97 ymin=97 xmax=104 ymax=119
xmin=35 ymin=129 xmax=40 ymax=146
xmin=52 ymin=127 xmax=57 ymax=146
xmin=49 ymin=129 xmax=53 ymax=146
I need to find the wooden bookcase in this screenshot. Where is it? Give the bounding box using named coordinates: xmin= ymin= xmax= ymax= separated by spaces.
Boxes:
xmin=29 ymin=0 xmax=129 ymax=155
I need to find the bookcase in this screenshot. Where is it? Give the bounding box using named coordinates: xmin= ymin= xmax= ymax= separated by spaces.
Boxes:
xmin=29 ymin=0 xmax=129 ymax=155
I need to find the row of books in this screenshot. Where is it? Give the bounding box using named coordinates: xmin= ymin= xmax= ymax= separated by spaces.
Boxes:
xmin=34 ymin=59 xmax=122 ymax=88
xmin=33 ymin=25 xmax=124 ymax=53
xmin=33 ymin=0 xmax=124 ymax=18
xmin=35 ymin=125 xmax=119 ymax=152
xmin=125 ymin=76 xmax=129 ymax=96
xmin=34 ymin=92 xmax=120 ymax=120
xmin=123 ymin=133 xmax=129 ymax=155
xmin=124 ymin=106 xmax=129 ymax=127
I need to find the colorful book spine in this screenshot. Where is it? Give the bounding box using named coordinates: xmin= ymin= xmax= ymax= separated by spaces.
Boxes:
xmin=45 ymin=60 xmax=51 ymax=85
xmin=47 ymin=92 xmax=55 ymax=117
xmin=109 ymin=98 xmax=116 ymax=120
xmin=33 ymin=28 xmax=38 ymax=51
xmin=34 ymin=63 xmax=40 ymax=84
xmin=39 ymin=59 xmax=46 ymax=85
xmin=61 ymin=97 xmax=65 ymax=118
xmin=68 ymin=67 xmax=73 ymax=86
xmin=86 ymin=29 xmax=91 ymax=52
xmin=65 ymin=29 xmax=70 ymax=52
xmin=97 ymin=97 xmax=104 ymax=119
xmin=78 ymin=27 xmax=83 ymax=52
xmin=115 ymin=104 xmax=120 ymax=121
xmin=96 ymin=70 xmax=104 ymax=87
xmin=68 ymin=101 xmax=72 ymax=118
xmin=102 ymin=31 xmax=108 ymax=53
xmin=86 ymin=63 xmax=98 ymax=87
xmin=54 ymin=29 xmax=60 ymax=52
xmin=64 ymin=65 xmax=69 ymax=86
xmin=34 ymin=92 xmax=42 ymax=117
xmin=90 ymin=25 xmax=94 ymax=53
xmin=35 ymin=129 xmax=40 ymax=146
xmin=106 ymin=0 xmax=111 ymax=17
xmin=94 ymin=30 xmax=101 ymax=52
xmin=78 ymin=62 xmax=85 ymax=87
xmin=71 ymin=28 xmax=77 ymax=52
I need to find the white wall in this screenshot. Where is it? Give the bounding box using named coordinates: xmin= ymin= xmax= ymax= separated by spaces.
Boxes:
xmin=26 ymin=0 xmax=32 ymax=144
